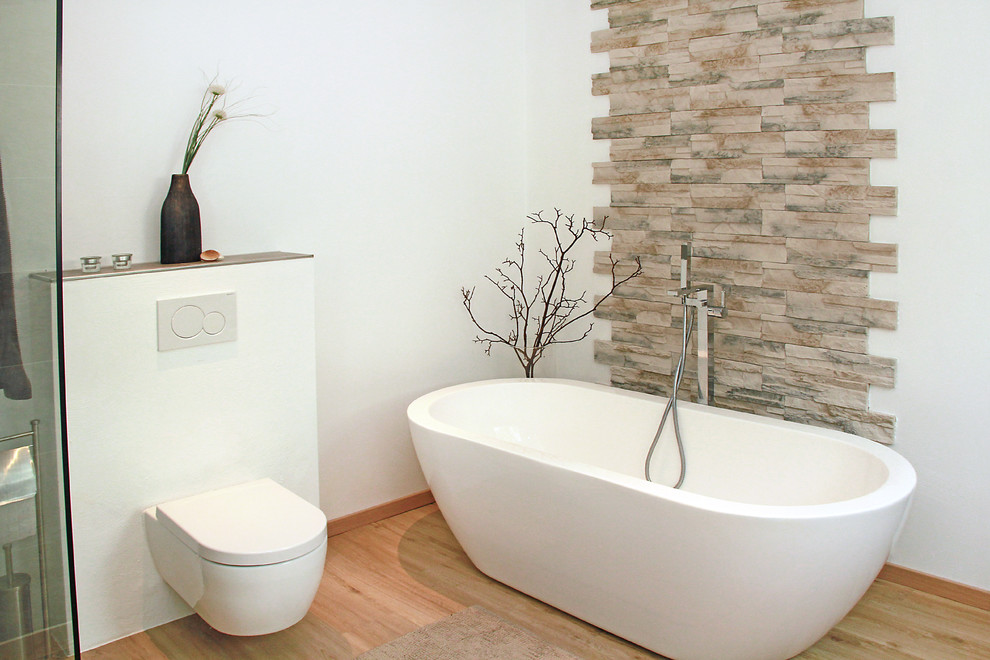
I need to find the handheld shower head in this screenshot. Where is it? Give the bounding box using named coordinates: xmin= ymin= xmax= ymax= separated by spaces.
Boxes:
xmin=680 ymin=243 xmax=692 ymax=289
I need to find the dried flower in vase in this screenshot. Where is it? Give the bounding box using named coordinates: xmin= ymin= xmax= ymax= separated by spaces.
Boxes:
xmin=180 ymin=77 xmax=261 ymax=174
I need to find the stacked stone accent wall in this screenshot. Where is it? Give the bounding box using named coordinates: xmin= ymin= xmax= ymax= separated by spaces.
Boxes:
xmin=590 ymin=0 xmax=897 ymax=442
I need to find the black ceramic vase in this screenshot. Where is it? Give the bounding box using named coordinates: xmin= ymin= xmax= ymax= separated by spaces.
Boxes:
xmin=160 ymin=174 xmax=202 ymax=264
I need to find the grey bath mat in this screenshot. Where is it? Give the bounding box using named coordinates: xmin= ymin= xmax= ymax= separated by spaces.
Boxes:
xmin=357 ymin=606 xmax=580 ymax=659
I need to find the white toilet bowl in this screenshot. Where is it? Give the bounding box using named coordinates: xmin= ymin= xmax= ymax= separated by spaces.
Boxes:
xmin=144 ymin=478 xmax=328 ymax=636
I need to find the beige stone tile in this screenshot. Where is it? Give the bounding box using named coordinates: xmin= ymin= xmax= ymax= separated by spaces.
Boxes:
xmin=595 ymin=206 xmax=674 ymax=231
xmin=671 ymin=206 xmax=764 ymax=235
xmin=667 ymin=6 xmax=759 ymax=41
xmin=785 ymin=237 xmax=897 ymax=272
xmin=762 ymin=157 xmax=870 ymax=186
xmin=687 ymin=0 xmax=765 ymax=15
xmin=690 ymin=130 xmax=785 ymax=157
xmin=784 ymin=344 xmax=895 ymax=387
xmin=783 ymin=72 xmax=895 ymax=105
xmin=760 ymin=315 xmax=869 ymax=353
xmin=593 ymin=296 xmax=640 ymax=324
xmin=689 ymin=233 xmax=788 ymax=262
xmin=782 ymin=17 xmax=895 ymax=52
xmin=689 ymin=83 xmax=785 ymax=110
xmin=671 ymin=157 xmax=764 ymax=183
xmin=609 ymin=42 xmax=689 ymax=70
xmin=610 ymin=134 xmax=693 ymax=160
xmin=670 ymin=106 xmax=763 ymax=134
xmin=784 ymin=184 xmax=897 ymax=216
xmin=609 ymin=87 xmax=692 ymax=114
xmin=711 ymin=310 xmax=763 ymax=338
xmin=610 ymin=321 xmax=678 ymax=349
xmin=670 ymin=67 xmax=767 ymax=89
xmin=607 ymin=232 xmax=677 ymax=256
xmin=593 ymin=250 xmax=667 ymax=278
xmin=713 ymin=357 xmax=764 ymax=390
xmin=610 ymin=367 xmax=680 ymax=397
xmin=668 ymin=56 xmax=762 ymax=83
xmin=692 ymin=255 xmax=765 ymax=286
xmin=762 ymin=262 xmax=870 ymax=296
xmin=781 ymin=401 xmax=895 ymax=443
xmin=610 ymin=47 xmax=657 ymax=71
xmin=688 ymin=27 xmax=784 ymax=62
xmin=689 ymin=182 xmax=786 ymax=210
xmin=757 ymin=0 xmax=864 ymax=28
xmin=592 ymin=20 xmax=670 ymax=54
xmin=765 ymin=367 xmax=870 ymax=409
xmin=760 ymin=47 xmax=867 ymax=79
xmin=594 ymin=160 xmax=673 ymax=186
xmin=594 ymin=72 xmax=675 ymax=97
xmin=593 ymin=112 xmax=673 ymax=139
xmin=783 ymin=129 xmax=896 ymax=158
xmin=786 ymin=291 xmax=898 ymax=329
xmin=713 ymin=390 xmax=787 ymax=415
xmin=610 ymin=182 xmax=694 ymax=207
xmin=715 ymin=332 xmax=787 ymax=365
xmin=762 ymin=102 xmax=871 ymax=131
xmin=606 ymin=0 xmax=690 ymax=28
xmin=723 ymin=284 xmax=788 ymax=316
xmin=596 ymin=339 xmax=675 ymax=372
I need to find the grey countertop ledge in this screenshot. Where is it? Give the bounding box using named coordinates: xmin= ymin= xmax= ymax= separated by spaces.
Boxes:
xmin=31 ymin=251 xmax=314 ymax=283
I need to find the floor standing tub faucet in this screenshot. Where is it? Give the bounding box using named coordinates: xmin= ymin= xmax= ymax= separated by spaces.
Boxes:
xmin=668 ymin=243 xmax=726 ymax=406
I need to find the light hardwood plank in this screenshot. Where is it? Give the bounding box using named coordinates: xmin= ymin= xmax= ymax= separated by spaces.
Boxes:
xmin=84 ymin=505 xmax=990 ymax=659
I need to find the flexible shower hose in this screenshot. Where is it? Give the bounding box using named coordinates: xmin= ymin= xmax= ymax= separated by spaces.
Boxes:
xmin=644 ymin=304 xmax=694 ymax=488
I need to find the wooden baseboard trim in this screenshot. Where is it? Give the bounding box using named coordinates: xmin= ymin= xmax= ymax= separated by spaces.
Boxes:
xmin=326 ymin=489 xmax=435 ymax=537
xmin=879 ymin=563 xmax=990 ymax=611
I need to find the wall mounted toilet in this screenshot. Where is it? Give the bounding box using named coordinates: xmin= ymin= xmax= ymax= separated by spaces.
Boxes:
xmin=144 ymin=478 xmax=327 ymax=636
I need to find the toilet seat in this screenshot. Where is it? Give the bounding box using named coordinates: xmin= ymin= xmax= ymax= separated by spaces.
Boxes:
xmin=153 ymin=479 xmax=327 ymax=566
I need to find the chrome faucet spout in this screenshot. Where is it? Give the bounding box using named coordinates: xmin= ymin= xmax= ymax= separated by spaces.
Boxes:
xmin=667 ymin=285 xmax=709 ymax=299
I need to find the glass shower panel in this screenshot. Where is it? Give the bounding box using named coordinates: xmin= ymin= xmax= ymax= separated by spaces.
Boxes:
xmin=0 ymin=0 xmax=77 ymax=657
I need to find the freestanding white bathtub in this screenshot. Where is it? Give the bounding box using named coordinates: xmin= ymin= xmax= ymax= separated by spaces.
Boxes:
xmin=407 ymin=379 xmax=915 ymax=660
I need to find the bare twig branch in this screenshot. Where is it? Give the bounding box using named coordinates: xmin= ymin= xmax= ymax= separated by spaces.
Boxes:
xmin=461 ymin=210 xmax=643 ymax=377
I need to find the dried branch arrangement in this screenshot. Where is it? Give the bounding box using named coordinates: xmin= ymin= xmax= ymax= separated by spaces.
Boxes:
xmin=462 ymin=209 xmax=643 ymax=377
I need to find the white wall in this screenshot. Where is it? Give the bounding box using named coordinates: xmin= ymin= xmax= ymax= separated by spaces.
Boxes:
xmin=61 ymin=0 xmax=527 ymax=523
xmin=524 ymin=0 xmax=990 ymax=593
xmin=528 ymin=0 xmax=990 ymax=593
xmin=524 ymin=2 xmax=613 ymax=383
xmin=866 ymin=0 xmax=990 ymax=591
xmin=61 ymin=0 xmax=990 ymax=607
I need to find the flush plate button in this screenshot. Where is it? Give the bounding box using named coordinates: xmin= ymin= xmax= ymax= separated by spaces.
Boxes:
xmin=202 ymin=311 xmax=226 ymax=335
xmin=158 ymin=292 xmax=237 ymax=351
xmin=171 ymin=305 xmax=206 ymax=338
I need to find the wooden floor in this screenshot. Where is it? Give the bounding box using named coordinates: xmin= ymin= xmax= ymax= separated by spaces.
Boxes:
xmin=84 ymin=505 xmax=990 ymax=659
